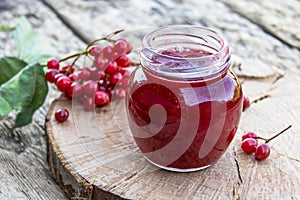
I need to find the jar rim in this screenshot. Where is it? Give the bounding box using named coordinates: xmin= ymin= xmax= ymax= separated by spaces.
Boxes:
xmin=140 ymin=25 xmax=230 ymax=80
xmin=140 ymin=25 xmax=231 ymax=80
xmin=142 ymin=25 xmax=229 ymax=62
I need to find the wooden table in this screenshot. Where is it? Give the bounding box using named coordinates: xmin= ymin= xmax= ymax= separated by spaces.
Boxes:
xmin=1 ymin=0 xmax=300 ymax=199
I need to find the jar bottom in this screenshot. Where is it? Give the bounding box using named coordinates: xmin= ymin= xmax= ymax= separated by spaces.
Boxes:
xmin=144 ymin=156 xmax=211 ymax=172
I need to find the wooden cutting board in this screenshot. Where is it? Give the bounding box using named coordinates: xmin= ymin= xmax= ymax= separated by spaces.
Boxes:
xmin=46 ymin=61 xmax=300 ymax=199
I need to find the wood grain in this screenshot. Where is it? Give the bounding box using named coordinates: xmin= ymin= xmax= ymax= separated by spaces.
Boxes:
xmin=42 ymin=0 xmax=300 ymax=71
xmin=46 ymin=67 xmax=300 ymax=199
xmin=0 ymin=0 xmax=85 ymax=199
xmin=223 ymin=0 xmax=300 ymax=50
xmin=1 ymin=0 xmax=300 ymax=199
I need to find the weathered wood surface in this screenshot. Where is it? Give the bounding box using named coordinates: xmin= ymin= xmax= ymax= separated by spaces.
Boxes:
xmin=1 ymin=0 xmax=300 ymax=199
xmin=46 ymin=71 xmax=300 ymax=199
xmin=0 ymin=0 xmax=84 ymax=199
xmin=223 ymin=0 xmax=300 ymax=50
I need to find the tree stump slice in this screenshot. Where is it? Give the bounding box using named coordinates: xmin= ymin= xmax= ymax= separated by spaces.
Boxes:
xmin=46 ymin=62 xmax=300 ymax=199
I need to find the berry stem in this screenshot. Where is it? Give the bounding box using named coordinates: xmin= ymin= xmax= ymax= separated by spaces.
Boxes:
xmin=86 ymin=29 xmax=124 ymax=50
xmin=41 ymin=30 xmax=124 ymax=67
xmin=59 ymin=50 xmax=88 ymax=63
xmin=265 ymin=125 xmax=292 ymax=143
xmin=256 ymin=136 xmax=268 ymax=141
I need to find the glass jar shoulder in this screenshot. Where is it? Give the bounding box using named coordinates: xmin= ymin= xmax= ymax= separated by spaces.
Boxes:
xmin=127 ymin=67 xmax=242 ymax=105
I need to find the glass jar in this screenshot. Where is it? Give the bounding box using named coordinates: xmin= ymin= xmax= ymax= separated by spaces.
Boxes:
xmin=125 ymin=25 xmax=243 ymax=172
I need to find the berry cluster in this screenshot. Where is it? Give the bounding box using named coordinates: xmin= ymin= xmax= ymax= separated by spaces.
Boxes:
xmin=241 ymin=125 xmax=292 ymax=161
xmin=45 ymin=36 xmax=132 ymax=113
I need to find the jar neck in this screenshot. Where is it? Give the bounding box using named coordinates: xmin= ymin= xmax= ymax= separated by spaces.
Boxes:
xmin=140 ymin=25 xmax=231 ymax=81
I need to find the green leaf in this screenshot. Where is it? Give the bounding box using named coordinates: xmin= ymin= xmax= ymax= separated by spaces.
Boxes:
xmin=12 ymin=16 xmax=55 ymax=63
xmin=0 ymin=96 xmax=12 ymax=116
xmin=0 ymin=62 xmax=48 ymax=128
xmin=0 ymin=56 xmax=28 ymax=85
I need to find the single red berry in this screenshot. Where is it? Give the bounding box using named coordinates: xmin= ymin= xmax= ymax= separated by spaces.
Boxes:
xmin=122 ymin=58 xmax=131 ymax=68
xmin=94 ymin=91 xmax=110 ymax=106
xmin=102 ymin=46 xmax=114 ymax=61
xmin=109 ymin=72 xmax=122 ymax=85
xmin=94 ymin=56 xmax=108 ymax=70
xmin=77 ymin=67 xmax=91 ymax=81
xmin=255 ymin=143 xmax=270 ymax=161
xmin=113 ymin=40 xmax=127 ymax=56
xmin=116 ymin=38 xmax=132 ymax=54
xmin=82 ymin=80 xmax=98 ymax=96
xmin=242 ymin=132 xmax=257 ymax=141
xmin=56 ymin=76 xmax=72 ymax=92
xmin=243 ymin=95 xmax=250 ymax=111
xmin=116 ymin=54 xmax=131 ymax=67
xmin=73 ymin=83 xmax=83 ymax=98
xmin=47 ymin=59 xmax=60 ymax=70
xmin=45 ymin=69 xmax=60 ymax=83
xmin=55 ymin=108 xmax=69 ymax=122
xmin=105 ymin=61 xmax=119 ymax=74
xmin=241 ymin=138 xmax=258 ymax=154
xmin=89 ymin=45 xmax=102 ymax=57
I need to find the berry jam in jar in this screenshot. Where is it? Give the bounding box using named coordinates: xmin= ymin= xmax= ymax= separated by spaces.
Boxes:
xmin=125 ymin=25 xmax=243 ymax=172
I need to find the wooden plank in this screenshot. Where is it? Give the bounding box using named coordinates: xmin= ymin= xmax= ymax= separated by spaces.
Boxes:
xmin=0 ymin=149 xmax=65 ymax=199
xmin=45 ymin=70 xmax=300 ymax=199
xmin=222 ymin=0 xmax=300 ymax=50
xmin=0 ymin=0 xmax=86 ymax=199
xmin=1 ymin=0 xmax=300 ymax=199
xmin=42 ymin=0 xmax=300 ymax=71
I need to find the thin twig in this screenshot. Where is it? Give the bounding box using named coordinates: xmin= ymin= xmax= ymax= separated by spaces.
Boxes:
xmin=41 ymin=29 xmax=124 ymax=67
xmin=265 ymin=125 xmax=292 ymax=143
xmin=85 ymin=29 xmax=124 ymax=50
xmin=58 ymin=50 xmax=87 ymax=63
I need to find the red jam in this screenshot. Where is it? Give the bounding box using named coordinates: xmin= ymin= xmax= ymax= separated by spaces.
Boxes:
xmin=125 ymin=25 xmax=243 ymax=172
